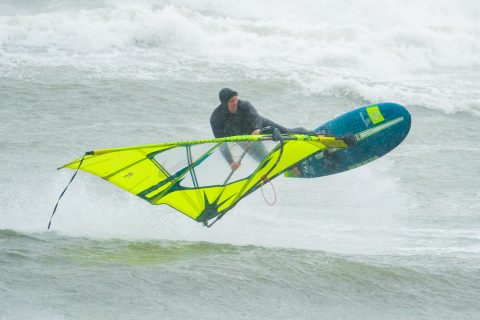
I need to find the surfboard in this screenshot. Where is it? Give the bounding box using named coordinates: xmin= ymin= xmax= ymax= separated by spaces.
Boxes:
xmin=285 ymin=102 xmax=411 ymax=178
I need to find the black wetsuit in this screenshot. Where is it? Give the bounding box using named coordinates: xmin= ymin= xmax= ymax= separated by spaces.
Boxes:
xmin=210 ymin=99 xmax=288 ymax=138
xmin=210 ymin=89 xmax=289 ymax=165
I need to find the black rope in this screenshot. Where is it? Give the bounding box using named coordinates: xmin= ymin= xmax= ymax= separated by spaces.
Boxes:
xmin=47 ymin=155 xmax=86 ymax=230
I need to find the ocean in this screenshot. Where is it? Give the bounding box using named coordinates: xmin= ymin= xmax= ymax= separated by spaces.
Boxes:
xmin=1 ymin=0 xmax=479 ymax=319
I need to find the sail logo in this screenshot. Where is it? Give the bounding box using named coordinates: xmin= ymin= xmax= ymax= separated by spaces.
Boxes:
xmin=366 ymin=106 xmax=385 ymax=124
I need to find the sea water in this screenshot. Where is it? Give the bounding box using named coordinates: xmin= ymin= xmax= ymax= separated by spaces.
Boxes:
xmin=1 ymin=1 xmax=479 ymax=319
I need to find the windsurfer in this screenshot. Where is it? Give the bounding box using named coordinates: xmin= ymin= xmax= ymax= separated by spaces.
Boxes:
xmin=210 ymin=88 xmax=309 ymax=170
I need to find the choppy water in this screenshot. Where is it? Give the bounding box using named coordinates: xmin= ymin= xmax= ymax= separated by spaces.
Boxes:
xmin=1 ymin=1 xmax=479 ymax=319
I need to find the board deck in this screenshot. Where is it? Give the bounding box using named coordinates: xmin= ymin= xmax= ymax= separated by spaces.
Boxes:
xmin=285 ymin=102 xmax=411 ymax=178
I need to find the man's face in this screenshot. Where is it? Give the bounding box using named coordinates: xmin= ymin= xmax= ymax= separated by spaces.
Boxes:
xmin=227 ymin=96 xmax=238 ymax=113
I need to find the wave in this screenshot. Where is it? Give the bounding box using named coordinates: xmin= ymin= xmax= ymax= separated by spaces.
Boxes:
xmin=1 ymin=1 xmax=479 ymax=114
xmin=2 ymin=229 xmax=477 ymax=285
xmin=1 ymin=2 xmax=479 ymax=67
xmin=1 ymin=229 xmax=478 ymax=319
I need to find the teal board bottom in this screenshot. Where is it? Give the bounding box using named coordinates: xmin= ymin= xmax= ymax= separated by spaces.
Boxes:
xmin=285 ymin=102 xmax=411 ymax=178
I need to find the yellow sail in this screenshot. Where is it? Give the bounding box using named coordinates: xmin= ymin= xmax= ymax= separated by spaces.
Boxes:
xmin=61 ymin=134 xmax=349 ymax=225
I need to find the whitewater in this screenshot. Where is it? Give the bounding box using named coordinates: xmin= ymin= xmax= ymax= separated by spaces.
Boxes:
xmin=1 ymin=0 xmax=479 ymax=319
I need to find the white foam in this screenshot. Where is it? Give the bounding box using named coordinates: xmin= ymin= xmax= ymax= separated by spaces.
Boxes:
xmin=0 ymin=156 xmax=409 ymax=255
xmin=1 ymin=1 xmax=479 ymax=114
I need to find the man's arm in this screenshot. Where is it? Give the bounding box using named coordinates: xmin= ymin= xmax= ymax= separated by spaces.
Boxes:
xmin=210 ymin=110 xmax=236 ymax=166
xmin=243 ymin=101 xmax=264 ymax=132
xmin=260 ymin=117 xmax=289 ymax=133
xmin=210 ymin=110 xmax=224 ymax=138
xmin=244 ymin=101 xmax=290 ymax=134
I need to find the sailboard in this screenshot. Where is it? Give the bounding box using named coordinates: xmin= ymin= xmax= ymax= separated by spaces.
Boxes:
xmin=285 ymin=102 xmax=411 ymax=178
xmin=56 ymin=133 xmax=352 ymax=227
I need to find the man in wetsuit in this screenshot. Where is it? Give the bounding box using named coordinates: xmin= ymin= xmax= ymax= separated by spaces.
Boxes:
xmin=210 ymin=88 xmax=292 ymax=170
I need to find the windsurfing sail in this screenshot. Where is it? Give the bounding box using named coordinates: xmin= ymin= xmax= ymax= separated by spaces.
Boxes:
xmin=58 ymin=133 xmax=351 ymax=226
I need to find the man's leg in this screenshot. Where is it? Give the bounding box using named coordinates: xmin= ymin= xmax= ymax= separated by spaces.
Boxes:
xmin=247 ymin=142 xmax=269 ymax=163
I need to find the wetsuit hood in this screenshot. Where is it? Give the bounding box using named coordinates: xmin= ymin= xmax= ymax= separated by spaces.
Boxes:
xmin=219 ymin=88 xmax=238 ymax=107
